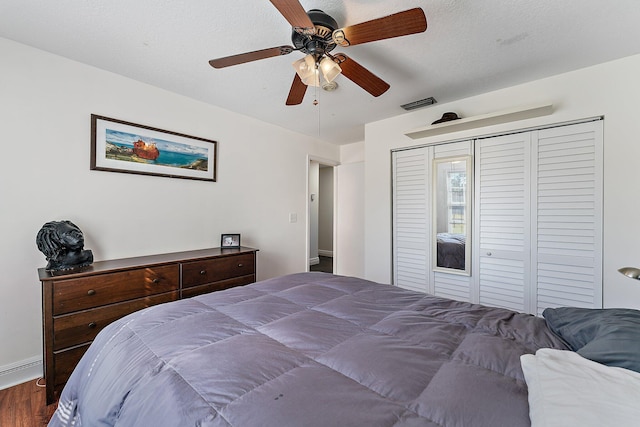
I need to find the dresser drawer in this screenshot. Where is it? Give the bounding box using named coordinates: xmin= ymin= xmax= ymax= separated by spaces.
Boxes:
xmin=53 ymin=344 xmax=90 ymax=389
xmin=181 ymin=275 xmax=254 ymax=299
xmin=182 ymin=253 xmax=255 ymax=288
xmin=53 ymin=291 xmax=179 ymax=351
xmin=52 ymin=265 xmax=179 ymax=315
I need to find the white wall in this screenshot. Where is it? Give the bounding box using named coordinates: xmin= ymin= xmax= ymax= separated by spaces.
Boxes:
xmin=0 ymin=37 xmax=339 ymax=388
xmin=364 ymin=53 xmax=640 ymax=310
xmin=337 ymin=142 xmax=366 ymax=279
xmin=336 ymin=162 xmax=365 ymax=277
xmin=340 ymin=141 xmax=364 ymax=164
xmin=335 ymin=141 xmax=365 ymax=277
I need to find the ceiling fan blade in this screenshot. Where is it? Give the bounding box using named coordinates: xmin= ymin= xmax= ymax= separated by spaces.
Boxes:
xmin=332 ymin=8 xmax=427 ymax=47
xmin=209 ymin=46 xmax=295 ymax=68
xmin=286 ymin=73 xmax=307 ymax=105
xmin=269 ymin=0 xmax=316 ymax=35
xmin=333 ymin=54 xmax=390 ymax=97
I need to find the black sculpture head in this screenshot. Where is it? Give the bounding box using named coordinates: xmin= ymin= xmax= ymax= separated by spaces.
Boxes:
xmin=36 ymin=220 xmax=94 ymax=271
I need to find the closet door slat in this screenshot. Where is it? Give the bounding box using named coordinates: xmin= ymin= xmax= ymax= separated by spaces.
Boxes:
xmin=476 ymin=133 xmax=531 ymax=312
xmin=392 ymin=148 xmax=429 ymax=293
xmin=532 ymin=121 xmax=603 ymax=314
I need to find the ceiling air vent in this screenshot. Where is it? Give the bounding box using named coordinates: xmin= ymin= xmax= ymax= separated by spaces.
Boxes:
xmin=401 ymin=97 xmax=437 ymax=111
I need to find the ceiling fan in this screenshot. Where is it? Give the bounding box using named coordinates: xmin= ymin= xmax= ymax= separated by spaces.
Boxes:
xmin=209 ymin=0 xmax=427 ymax=105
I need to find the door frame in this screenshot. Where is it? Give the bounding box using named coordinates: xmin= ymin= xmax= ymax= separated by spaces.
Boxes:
xmin=306 ymin=155 xmax=339 ymax=272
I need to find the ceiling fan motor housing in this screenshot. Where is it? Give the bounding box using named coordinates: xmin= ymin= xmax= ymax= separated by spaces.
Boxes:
xmin=291 ymin=9 xmax=338 ymax=57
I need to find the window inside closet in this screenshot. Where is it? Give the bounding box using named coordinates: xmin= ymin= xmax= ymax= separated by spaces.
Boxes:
xmin=392 ymin=119 xmax=603 ymax=315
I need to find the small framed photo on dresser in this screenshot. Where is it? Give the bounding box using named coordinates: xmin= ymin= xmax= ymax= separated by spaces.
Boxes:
xmin=221 ymin=233 xmax=241 ymax=249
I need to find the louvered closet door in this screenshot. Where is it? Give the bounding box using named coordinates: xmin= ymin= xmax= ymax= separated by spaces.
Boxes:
xmin=474 ymin=133 xmax=531 ymax=312
xmin=392 ymin=148 xmax=429 ymax=293
xmin=532 ymin=121 xmax=603 ymax=313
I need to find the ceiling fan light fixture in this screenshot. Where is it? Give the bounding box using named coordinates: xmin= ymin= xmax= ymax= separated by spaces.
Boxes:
xmin=319 ymin=56 xmax=341 ymax=83
xmin=302 ymin=70 xmax=320 ymax=87
xmin=293 ymin=54 xmax=323 ymax=87
xmin=292 ymin=54 xmax=316 ymax=80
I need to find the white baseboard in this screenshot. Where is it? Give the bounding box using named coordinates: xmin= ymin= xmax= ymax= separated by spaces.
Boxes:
xmin=309 ymin=256 xmax=320 ymax=266
xmin=0 ymin=356 xmax=43 ymax=390
xmin=318 ymin=250 xmax=333 ymax=258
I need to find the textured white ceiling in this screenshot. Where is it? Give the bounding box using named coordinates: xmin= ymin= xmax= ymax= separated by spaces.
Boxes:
xmin=2 ymin=0 xmax=640 ymax=144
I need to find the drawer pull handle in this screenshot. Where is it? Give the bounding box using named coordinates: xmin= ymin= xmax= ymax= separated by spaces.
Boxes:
xmin=152 ymin=278 xmax=160 ymax=284
xmin=200 ymin=270 xmax=206 ymax=275
xmin=88 ymin=322 xmax=96 ymax=329
xmin=87 ymin=289 xmax=96 ymax=296
xmin=238 ymin=263 xmax=243 ymax=268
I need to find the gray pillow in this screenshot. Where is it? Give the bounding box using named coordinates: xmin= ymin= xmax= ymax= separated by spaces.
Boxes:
xmin=542 ymin=307 xmax=640 ymax=373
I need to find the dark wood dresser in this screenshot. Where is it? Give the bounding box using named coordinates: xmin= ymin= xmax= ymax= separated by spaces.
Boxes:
xmin=38 ymin=246 xmax=258 ymax=404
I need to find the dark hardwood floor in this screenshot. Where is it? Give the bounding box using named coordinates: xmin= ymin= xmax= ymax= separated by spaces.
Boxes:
xmin=0 ymin=379 xmax=56 ymax=426
xmin=310 ymin=255 xmax=333 ymax=273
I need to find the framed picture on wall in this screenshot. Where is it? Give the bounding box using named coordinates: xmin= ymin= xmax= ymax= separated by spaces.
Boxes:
xmin=91 ymin=114 xmax=217 ymax=181
xmin=221 ymin=234 xmax=241 ymax=249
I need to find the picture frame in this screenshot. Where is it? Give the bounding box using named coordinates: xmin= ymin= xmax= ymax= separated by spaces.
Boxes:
xmin=221 ymin=234 xmax=241 ymax=249
xmin=91 ymin=114 xmax=217 ymax=181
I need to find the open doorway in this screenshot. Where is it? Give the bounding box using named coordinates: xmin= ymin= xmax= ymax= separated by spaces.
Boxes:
xmin=307 ymin=158 xmax=338 ymax=273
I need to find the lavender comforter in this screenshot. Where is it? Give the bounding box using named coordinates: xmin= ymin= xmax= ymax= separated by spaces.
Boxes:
xmin=50 ymin=273 xmax=567 ymax=427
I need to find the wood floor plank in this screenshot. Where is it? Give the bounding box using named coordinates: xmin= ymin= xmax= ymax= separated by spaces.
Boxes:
xmin=0 ymin=379 xmax=57 ymax=426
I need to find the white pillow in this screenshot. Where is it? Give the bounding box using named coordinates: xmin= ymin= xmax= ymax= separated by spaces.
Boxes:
xmin=521 ymin=348 xmax=640 ymax=427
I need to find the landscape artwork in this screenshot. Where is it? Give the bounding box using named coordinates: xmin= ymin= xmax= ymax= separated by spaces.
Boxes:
xmin=105 ymin=129 xmax=209 ymax=171
xmin=91 ymin=114 xmax=217 ymax=181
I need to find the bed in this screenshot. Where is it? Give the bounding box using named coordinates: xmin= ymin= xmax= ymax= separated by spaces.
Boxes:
xmin=436 ymin=233 xmax=465 ymax=270
xmin=48 ymin=272 xmax=640 ymax=427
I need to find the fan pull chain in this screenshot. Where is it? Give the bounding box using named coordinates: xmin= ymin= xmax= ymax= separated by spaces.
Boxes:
xmin=313 ymin=79 xmax=318 ymax=106
xmin=313 ymin=65 xmax=319 ymax=106
xmin=315 ymin=78 xmax=321 ymax=137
